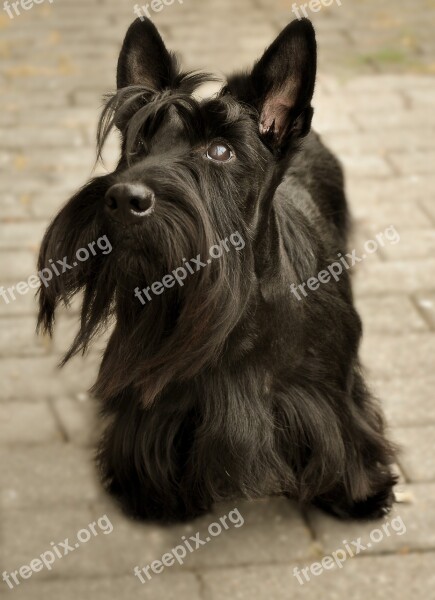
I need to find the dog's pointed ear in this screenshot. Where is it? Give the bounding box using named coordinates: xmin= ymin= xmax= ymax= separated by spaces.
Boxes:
xmin=116 ymin=18 xmax=178 ymax=90
xmin=229 ymin=19 xmax=316 ymax=151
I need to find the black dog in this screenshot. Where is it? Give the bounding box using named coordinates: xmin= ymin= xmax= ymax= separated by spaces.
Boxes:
xmin=37 ymin=17 xmax=397 ymax=522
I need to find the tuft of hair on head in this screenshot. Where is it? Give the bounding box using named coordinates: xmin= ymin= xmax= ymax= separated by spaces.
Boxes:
xmin=96 ymin=72 xmax=220 ymax=163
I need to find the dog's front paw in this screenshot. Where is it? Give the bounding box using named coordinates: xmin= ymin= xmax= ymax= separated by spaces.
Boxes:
xmin=316 ymin=485 xmax=396 ymax=521
xmin=106 ymin=479 xmax=209 ymax=523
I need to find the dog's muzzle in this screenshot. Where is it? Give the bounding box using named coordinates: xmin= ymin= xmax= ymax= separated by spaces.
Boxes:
xmin=104 ymin=183 xmax=155 ymax=224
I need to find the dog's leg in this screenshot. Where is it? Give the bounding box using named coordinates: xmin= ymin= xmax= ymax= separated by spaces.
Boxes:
xmin=97 ymin=390 xmax=212 ymax=522
xmin=277 ymin=373 xmax=397 ymax=520
xmin=314 ymin=479 xmax=397 ymax=521
xmin=312 ymin=373 xmax=397 ymax=520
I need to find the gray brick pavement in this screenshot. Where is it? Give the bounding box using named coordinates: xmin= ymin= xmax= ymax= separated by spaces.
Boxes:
xmin=1 ymin=0 xmax=434 ymax=598
xmin=200 ymin=555 xmax=435 ymax=600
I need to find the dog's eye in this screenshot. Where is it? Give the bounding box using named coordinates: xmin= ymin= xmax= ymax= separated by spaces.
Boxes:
xmin=206 ymin=142 xmax=234 ymax=163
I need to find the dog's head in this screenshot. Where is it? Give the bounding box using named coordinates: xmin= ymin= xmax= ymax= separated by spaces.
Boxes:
xmin=37 ymin=18 xmax=317 ymax=405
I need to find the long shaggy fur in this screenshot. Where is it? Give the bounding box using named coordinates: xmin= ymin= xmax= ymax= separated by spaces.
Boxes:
xmin=37 ymin=17 xmax=397 ymax=522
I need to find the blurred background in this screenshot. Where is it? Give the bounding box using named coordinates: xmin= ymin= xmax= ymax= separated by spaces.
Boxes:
xmin=1 ymin=0 xmax=435 ymax=598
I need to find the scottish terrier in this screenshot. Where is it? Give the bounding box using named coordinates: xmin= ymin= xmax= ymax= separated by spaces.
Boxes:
xmin=37 ymin=17 xmax=397 ymax=522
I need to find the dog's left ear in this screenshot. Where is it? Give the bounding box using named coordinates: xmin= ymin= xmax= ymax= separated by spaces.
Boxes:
xmin=116 ymin=18 xmax=178 ymax=90
xmin=229 ymin=19 xmax=316 ymax=151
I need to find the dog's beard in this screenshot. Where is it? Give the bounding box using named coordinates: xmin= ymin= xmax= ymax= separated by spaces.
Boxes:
xmin=38 ymin=174 xmax=251 ymax=407
xmin=95 ymin=195 xmax=251 ymax=406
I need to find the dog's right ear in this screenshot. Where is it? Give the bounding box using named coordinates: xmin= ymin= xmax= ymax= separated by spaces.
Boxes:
xmin=227 ymin=18 xmax=317 ymax=153
xmin=116 ymin=18 xmax=178 ymax=90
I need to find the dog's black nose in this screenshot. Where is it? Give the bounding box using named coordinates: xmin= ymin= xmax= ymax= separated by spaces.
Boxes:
xmin=104 ymin=183 xmax=155 ymax=224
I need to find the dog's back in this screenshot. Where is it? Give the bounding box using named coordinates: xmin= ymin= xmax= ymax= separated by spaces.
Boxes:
xmin=282 ymin=131 xmax=349 ymax=244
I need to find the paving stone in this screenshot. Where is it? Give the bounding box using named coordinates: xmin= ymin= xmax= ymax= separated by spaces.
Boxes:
xmin=326 ymin=128 xmax=435 ymax=156
xmin=0 ymin=109 xmax=18 ymax=127
xmin=0 ymin=179 xmax=59 ymax=200
xmin=361 ymin=333 xmax=435 ymax=380
xmin=86 ymin=499 xmax=195 ymax=576
xmin=3 ymin=149 xmax=96 ymax=173
xmin=0 ymin=292 xmax=82 ymax=322
xmin=7 ymin=574 xmax=201 ymax=600
xmin=0 ymin=222 xmax=46 ymax=251
xmin=353 ymin=259 xmax=435 ymax=295
xmin=354 ymin=108 xmax=435 ymax=131
xmin=29 ymin=192 xmax=72 ymax=219
xmin=13 ymin=107 xmax=98 ymax=127
xmin=0 ymin=444 xmax=100 ymax=509
xmin=200 ymin=554 xmax=435 ymax=600
xmin=312 ymin=108 xmax=358 ymax=134
xmin=347 ymin=228 xmax=382 ymax=263
xmin=420 ymin=197 xmax=435 ymax=226
xmin=0 ymin=316 xmax=50 ymax=356
xmin=348 ymin=196 xmax=432 ymax=235
xmin=388 ymin=151 xmax=435 ymax=176
xmin=373 ymin=376 xmax=435 ymax=427
xmin=406 ymin=88 xmax=435 ymax=108
xmin=0 ymin=290 xmax=37 ymax=316
xmin=414 ymin=292 xmax=435 ymax=328
xmin=378 ymin=229 xmax=435 ymax=260
xmin=0 ymin=400 xmax=61 ymax=445
xmin=309 ymin=483 xmax=435 ymax=555
xmin=340 ymin=154 xmax=394 ymax=178
xmin=0 ymin=250 xmax=37 ymax=281
xmin=347 ymin=174 xmax=435 ymax=208
xmin=73 ymin=89 xmax=108 ymax=108
xmin=393 ymin=427 xmax=435 ymax=482
xmin=0 ymin=193 xmax=32 ymax=220
xmin=355 ymin=295 xmax=427 ymax=333
xmin=333 ymin=91 xmax=406 ymax=113
xmin=1 ymin=128 xmax=84 ymax=149
xmin=0 ymin=283 xmax=40 ymax=316
xmin=0 ymin=355 xmax=98 ymax=400
xmin=187 ymin=498 xmax=316 ymax=568
xmin=2 ymin=92 xmax=69 ymax=110
xmin=1 ymin=504 xmax=116 ymax=580
xmin=51 ymin=395 xmax=99 ymax=447
xmin=88 ymin=497 xmax=315 ymax=576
